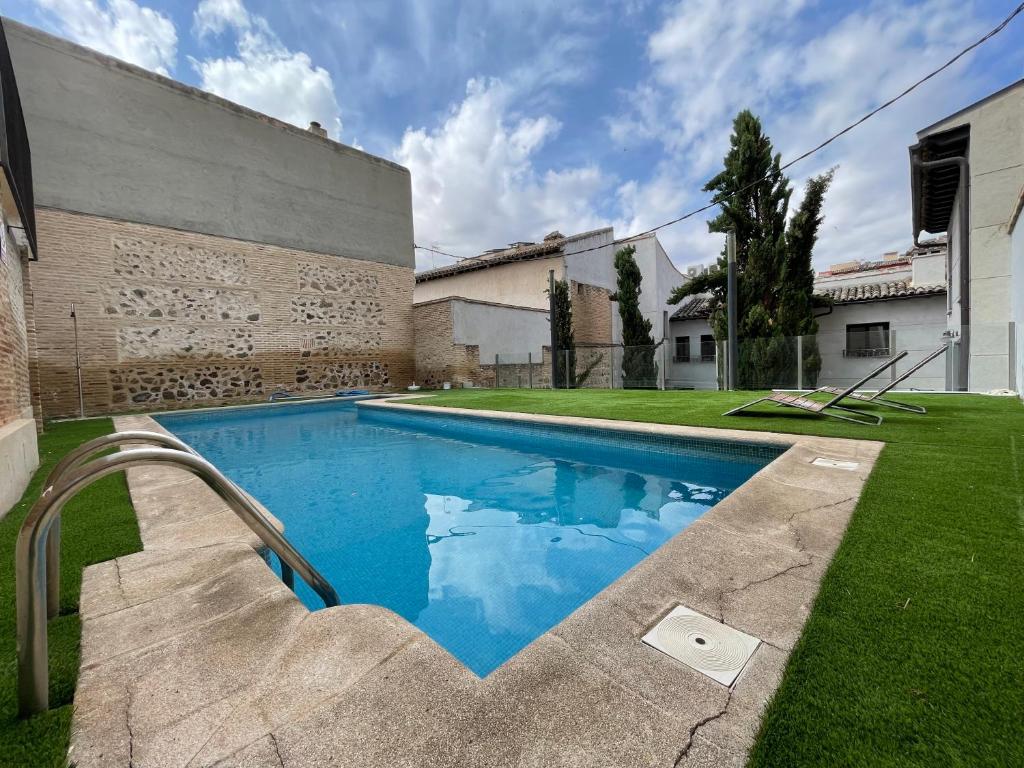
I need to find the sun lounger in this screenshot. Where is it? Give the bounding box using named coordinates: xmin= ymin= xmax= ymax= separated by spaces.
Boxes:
xmin=813 ymin=344 xmax=947 ymax=413
xmin=722 ymin=351 xmax=909 ymax=425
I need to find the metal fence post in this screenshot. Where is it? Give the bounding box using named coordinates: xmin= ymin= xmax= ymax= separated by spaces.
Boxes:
xmin=494 ymin=354 xmax=499 ymax=388
xmin=528 ymin=352 xmax=533 ymax=389
xmin=726 ymin=232 xmax=738 ymax=390
xmin=796 ymin=335 xmax=803 ymax=391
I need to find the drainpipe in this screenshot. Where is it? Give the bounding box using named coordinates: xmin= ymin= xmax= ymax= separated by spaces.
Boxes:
xmin=912 ymin=156 xmax=970 ymax=390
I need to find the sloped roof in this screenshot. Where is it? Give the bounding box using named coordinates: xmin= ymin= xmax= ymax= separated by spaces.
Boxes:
xmin=415 ymin=227 xmax=611 ymax=283
xmin=817 ymin=280 xmax=946 ymax=304
xmin=669 ymin=280 xmax=946 ymax=322
xmin=670 ymin=295 xmax=715 ymax=320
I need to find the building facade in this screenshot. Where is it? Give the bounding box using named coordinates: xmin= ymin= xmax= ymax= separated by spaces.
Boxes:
xmin=6 ymin=19 xmax=416 ymax=420
xmin=667 ymin=241 xmax=950 ymax=391
xmin=910 ymin=79 xmax=1023 ymax=392
xmin=0 ymin=17 xmax=37 ymax=517
xmin=412 ymin=228 xmax=686 ymax=388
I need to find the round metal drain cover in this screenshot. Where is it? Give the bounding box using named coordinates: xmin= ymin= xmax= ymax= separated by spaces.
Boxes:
xmin=641 ymin=605 xmax=761 ymax=686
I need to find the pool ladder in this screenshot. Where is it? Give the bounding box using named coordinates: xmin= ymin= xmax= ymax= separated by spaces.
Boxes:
xmin=15 ymin=430 xmax=340 ymax=718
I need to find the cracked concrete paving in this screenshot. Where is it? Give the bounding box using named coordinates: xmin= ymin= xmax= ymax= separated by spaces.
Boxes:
xmin=67 ymin=406 xmax=882 ymax=767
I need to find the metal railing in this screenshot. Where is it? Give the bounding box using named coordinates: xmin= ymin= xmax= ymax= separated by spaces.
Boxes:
xmin=16 ymin=434 xmax=340 ymax=717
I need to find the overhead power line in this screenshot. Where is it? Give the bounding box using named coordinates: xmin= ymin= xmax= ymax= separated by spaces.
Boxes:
xmin=417 ymin=1 xmax=1024 ymax=265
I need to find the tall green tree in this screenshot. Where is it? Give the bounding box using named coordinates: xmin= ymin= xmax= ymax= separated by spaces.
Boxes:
xmin=549 ymin=278 xmax=576 ymax=388
xmin=612 ymin=245 xmax=658 ymax=387
xmin=670 ymin=110 xmax=833 ymax=388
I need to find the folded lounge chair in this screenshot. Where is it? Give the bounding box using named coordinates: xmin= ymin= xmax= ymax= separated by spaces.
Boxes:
xmin=812 ymin=344 xmax=947 ymax=414
xmin=722 ymin=351 xmax=909 ymax=426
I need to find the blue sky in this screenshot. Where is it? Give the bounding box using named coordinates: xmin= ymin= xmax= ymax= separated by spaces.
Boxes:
xmin=3 ymin=0 xmax=1022 ymax=272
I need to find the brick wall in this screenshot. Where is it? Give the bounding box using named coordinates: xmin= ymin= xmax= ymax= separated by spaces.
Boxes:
xmin=570 ymin=281 xmax=613 ymax=387
xmin=0 ymin=225 xmax=32 ymax=426
xmin=413 ymin=300 xmax=483 ymax=387
xmin=570 ymin=281 xmax=612 ymax=343
xmin=28 ymin=208 xmax=415 ymax=418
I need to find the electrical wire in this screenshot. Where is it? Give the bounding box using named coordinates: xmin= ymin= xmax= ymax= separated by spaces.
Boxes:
xmin=417 ymin=1 xmax=1024 ymax=263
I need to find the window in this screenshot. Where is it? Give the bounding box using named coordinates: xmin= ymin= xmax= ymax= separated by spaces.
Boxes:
xmin=674 ymin=336 xmax=690 ymax=362
xmin=845 ymin=322 xmax=890 ymax=357
xmin=700 ymin=335 xmax=716 ymax=362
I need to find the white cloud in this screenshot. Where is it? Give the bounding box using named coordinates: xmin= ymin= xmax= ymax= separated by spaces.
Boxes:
xmin=608 ymin=0 xmax=989 ymax=271
xmin=395 ymin=79 xmax=611 ymax=271
xmin=36 ymin=0 xmax=176 ymax=75
xmin=191 ymin=0 xmax=343 ymax=138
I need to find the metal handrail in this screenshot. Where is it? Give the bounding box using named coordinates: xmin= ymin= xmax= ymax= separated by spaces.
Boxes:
xmin=41 ymin=431 xmax=202 ymax=619
xmin=16 ymin=446 xmax=341 ymax=717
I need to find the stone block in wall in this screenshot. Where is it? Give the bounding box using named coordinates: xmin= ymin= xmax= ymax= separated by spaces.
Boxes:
xmin=298 ymin=262 xmax=380 ymax=296
xmin=293 ymin=361 xmax=390 ymax=391
xmin=113 ymin=237 xmax=249 ymax=284
xmin=110 ymin=364 xmax=263 ymax=405
xmin=118 ymin=326 xmax=256 ymax=361
xmin=299 ymin=329 xmax=382 ymax=356
xmin=104 ymin=285 xmax=261 ymax=322
xmin=290 ymin=295 xmax=384 ymax=326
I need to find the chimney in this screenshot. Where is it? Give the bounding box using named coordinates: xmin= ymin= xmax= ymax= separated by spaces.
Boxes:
xmin=308 ymin=121 xmax=328 ymax=139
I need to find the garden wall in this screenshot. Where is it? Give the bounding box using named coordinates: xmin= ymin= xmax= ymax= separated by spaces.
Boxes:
xmin=28 ymin=209 xmax=414 ymax=417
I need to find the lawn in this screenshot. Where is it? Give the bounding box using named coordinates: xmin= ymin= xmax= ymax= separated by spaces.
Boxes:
xmin=411 ymin=389 xmax=1024 ymax=767
xmin=0 ymin=419 xmax=141 ymax=768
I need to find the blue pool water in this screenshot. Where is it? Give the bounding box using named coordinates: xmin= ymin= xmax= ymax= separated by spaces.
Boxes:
xmin=157 ymin=401 xmax=778 ymax=676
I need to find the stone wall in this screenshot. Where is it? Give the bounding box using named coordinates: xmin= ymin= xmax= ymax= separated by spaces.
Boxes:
xmin=28 ymin=209 xmax=414 ymax=417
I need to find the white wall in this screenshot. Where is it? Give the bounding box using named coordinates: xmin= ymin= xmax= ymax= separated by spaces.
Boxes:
xmin=563 ymin=228 xmax=616 ymax=291
xmin=615 ymin=234 xmax=688 ymax=342
xmin=816 ymin=295 xmax=949 ymax=390
xmin=924 ymin=82 xmax=1022 ymax=390
xmin=912 ymin=251 xmax=946 ymax=286
xmin=451 ymin=299 xmax=550 ymax=363
xmin=667 ymin=318 xmax=718 ymax=390
xmin=1011 ymin=211 xmax=1023 ymax=395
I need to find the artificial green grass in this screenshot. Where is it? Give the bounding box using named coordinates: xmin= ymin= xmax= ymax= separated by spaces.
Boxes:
xmin=0 ymin=419 xmax=141 ymax=768
xmin=410 ymin=389 xmax=1024 ymax=767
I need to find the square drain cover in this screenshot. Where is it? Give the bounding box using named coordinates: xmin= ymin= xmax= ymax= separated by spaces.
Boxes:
xmin=642 ymin=605 xmax=760 ymax=687
xmin=811 ymin=457 xmax=859 ymax=470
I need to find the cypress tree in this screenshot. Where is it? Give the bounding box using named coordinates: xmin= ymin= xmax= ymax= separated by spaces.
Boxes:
xmin=549 ymin=278 xmax=576 ymax=388
xmin=669 ymin=110 xmax=833 ymax=388
xmin=613 ymin=245 xmax=658 ymax=387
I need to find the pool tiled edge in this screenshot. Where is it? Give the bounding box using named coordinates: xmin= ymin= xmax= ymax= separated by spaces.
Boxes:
xmin=69 ymin=407 xmax=884 ymax=768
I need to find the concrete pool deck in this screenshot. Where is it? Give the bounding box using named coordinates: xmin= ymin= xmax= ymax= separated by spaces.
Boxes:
xmin=69 ymin=401 xmax=883 ymax=767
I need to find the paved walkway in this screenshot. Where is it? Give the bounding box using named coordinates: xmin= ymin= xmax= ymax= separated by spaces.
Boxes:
xmin=69 ymin=407 xmax=882 ymax=767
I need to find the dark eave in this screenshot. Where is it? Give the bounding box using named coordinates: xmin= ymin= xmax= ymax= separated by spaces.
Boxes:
xmin=909 ymin=125 xmax=969 ymax=239
xmin=0 ymin=18 xmax=36 ymax=258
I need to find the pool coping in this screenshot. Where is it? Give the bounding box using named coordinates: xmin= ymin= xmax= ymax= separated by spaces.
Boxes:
xmin=69 ymin=401 xmax=884 ymax=768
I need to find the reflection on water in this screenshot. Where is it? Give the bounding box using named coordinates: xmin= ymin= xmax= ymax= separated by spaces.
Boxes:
xmin=158 ymin=402 xmax=762 ymax=676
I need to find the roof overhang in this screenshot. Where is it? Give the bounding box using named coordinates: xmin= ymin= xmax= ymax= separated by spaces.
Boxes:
xmin=909 ymin=125 xmax=969 ymax=240
xmin=0 ymin=18 xmax=36 ymax=259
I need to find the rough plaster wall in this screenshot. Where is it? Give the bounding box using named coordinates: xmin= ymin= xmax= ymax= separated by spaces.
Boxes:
xmin=28 ymin=209 xmax=414 ymax=417
xmin=451 ymin=300 xmax=549 ymax=362
xmin=0 ymin=225 xmax=32 ymax=424
xmin=5 ymin=19 xmax=414 ymax=269
xmin=413 ymin=257 xmax=564 ymax=309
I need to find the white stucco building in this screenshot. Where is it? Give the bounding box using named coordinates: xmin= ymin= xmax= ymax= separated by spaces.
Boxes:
xmin=909 ymin=78 xmax=1023 ymax=392
xmin=667 ymin=241 xmax=950 ymax=390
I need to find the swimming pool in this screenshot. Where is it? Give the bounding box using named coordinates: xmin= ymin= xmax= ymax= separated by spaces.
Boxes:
xmin=156 ymin=400 xmax=780 ymax=676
